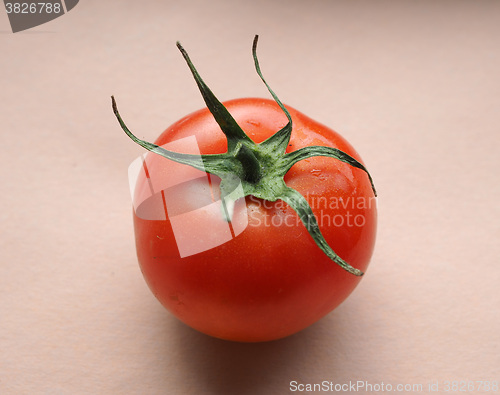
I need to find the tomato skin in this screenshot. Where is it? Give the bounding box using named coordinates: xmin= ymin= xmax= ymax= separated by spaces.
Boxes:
xmin=133 ymin=98 xmax=377 ymax=342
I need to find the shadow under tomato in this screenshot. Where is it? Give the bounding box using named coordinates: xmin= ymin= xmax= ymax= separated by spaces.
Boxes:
xmin=167 ymin=321 xmax=308 ymax=394
xmin=165 ymin=312 xmax=354 ymax=395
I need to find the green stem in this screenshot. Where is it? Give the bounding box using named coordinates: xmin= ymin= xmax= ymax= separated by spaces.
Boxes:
xmin=235 ymin=143 xmax=263 ymax=183
xmin=176 ymin=42 xmax=254 ymax=151
xmin=252 ymin=35 xmax=293 ymax=155
xmin=112 ymin=36 xmax=377 ymax=276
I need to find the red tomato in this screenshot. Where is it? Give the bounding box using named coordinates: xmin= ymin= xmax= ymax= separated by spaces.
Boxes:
xmin=132 ymin=98 xmax=377 ymax=342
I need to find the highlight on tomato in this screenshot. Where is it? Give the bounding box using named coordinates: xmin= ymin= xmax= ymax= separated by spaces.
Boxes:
xmin=112 ymin=36 xmax=377 ymax=342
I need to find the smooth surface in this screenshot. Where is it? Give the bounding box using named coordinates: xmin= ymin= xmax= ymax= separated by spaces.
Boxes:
xmin=1 ymin=1 xmax=499 ymax=394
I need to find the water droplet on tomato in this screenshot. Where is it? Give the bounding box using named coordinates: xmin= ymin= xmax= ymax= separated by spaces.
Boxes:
xmin=311 ymin=168 xmax=328 ymax=181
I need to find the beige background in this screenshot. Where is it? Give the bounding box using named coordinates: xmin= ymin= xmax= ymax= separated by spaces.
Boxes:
xmin=1 ymin=0 xmax=499 ymax=394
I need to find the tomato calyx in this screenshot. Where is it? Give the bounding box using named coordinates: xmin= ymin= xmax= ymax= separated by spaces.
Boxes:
xmin=112 ymin=35 xmax=376 ymax=276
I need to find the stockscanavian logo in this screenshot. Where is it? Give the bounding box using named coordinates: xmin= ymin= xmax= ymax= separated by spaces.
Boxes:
xmin=3 ymin=0 xmax=79 ymax=33
xmin=128 ymin=136 xmax=249 ymax=258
